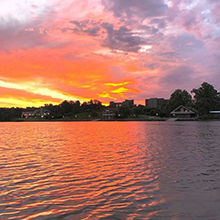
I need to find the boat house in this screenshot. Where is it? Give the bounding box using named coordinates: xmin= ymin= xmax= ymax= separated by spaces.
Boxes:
xmin=170 ymin=105 xmax=197 ymax=119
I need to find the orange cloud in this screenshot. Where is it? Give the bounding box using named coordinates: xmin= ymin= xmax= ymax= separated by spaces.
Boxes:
xmin=0 ymin=87 xmax=61 ymax=107
xmin=2 ymin=0 xmax=215 ymax=108
xmin=105 ymin=82 xmax=130 ymax=87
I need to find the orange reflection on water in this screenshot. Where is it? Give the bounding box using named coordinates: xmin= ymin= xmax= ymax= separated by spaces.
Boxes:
xmin=24 ymin=209 xmax=60 ymax=220
xmin=0 ymin=122 xmax=164 ymax=219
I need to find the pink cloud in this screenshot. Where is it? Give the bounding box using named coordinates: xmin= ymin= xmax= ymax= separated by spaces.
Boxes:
xmin=0 ymin=0 xmax=220 ymax=107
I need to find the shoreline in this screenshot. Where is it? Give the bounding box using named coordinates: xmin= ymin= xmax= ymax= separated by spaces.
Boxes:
xmin=1 ymin=118 xmax=219 ymax=122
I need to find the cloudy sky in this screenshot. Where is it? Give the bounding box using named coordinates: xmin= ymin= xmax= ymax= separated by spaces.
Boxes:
xmin=0 ymin=0 xmax=219 ymax=107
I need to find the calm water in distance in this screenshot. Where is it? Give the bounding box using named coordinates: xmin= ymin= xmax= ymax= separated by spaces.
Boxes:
xmin=0 ymin=121 xmax=220 ymax=220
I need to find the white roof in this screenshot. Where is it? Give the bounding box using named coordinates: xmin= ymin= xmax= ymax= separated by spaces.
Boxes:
xmin=170 ymin=105 xmax=196 ymax=115
xmin=210 ymin=111 xmax=220 ymax=114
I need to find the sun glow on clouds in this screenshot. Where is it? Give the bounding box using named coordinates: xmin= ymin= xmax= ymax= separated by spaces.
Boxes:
xmin=111 ymin=87 xmax=135 ymax=94
xmin=0 ymin=97 xmax=49 ymax=108
xmin=0 ymin=79 xmax=86 ymax=105
xmin=105 ymin=82 xmax=130 ymax=87
xmin=0 ymin=0 xmax=219 ymax=107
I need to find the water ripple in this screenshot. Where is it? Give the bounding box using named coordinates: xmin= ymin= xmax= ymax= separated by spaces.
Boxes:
xmin=0 ymin=121 xmax=220 ymax=219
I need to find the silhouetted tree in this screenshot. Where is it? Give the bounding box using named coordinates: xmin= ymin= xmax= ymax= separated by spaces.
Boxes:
xmin=91 ymin=111 xmax=99 ymax=118
xmin=192 ymin=82 xmax=218 ymax=116
xmin=72 ymin=101 xmax=81 ymax=115
xmin=168 ymin=89 xmax=192 ymax=110
xmin=93 ymin=100 xmax=103 ymax=111
xmin=132 ymin=105 xmax=146 ymax=117
xmin=81 ymin=102 xmax=89 ymax=112
xmin=60 ymin=100 xmax=72 ymax=116
xmin=118 ymin=105 xmax=131 ymax=118
xmin=0 ymin=107 xmax=23 ymax=121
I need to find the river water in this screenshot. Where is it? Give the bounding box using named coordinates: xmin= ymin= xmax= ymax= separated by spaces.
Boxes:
xmin=0 ymin=121 xmax=220 ymax=220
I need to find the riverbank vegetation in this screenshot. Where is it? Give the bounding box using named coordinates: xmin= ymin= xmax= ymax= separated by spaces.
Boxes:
xmin=0 ymin=82 xmax=219 ymax=121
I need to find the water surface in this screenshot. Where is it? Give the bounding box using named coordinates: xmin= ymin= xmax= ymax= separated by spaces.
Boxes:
xmin=0 ymin=121 xmax=220 ymax=219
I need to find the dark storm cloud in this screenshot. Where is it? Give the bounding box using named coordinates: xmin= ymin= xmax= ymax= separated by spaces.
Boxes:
xmin=101 ymin=0 xmax=168 ymax=19
xmin=156 ymin=51 xmax=180 ymax=64
xmin=160 ymin=66 xmax=195 ymax=86
xmin=169 ymin=34 xmax=204 ymax=58
xmin=101 ymin=22 xmax=148 ymax=52
xmin=0 ymin=5 xmax=62 ymax=52
xmin=150 ymin=18 xmax=167 ymax=29
xmin=181 ymin=13 xmax=198 ymax=30
xmin=0 ymin=19 xmax=47 ymax=51
xmin=70 ymin=20 xmax=100 ymax=36
xmin=70 ymin=20 xmax=153 ymax=52
xmin=139 ymin=24 xmax=159 ymax=34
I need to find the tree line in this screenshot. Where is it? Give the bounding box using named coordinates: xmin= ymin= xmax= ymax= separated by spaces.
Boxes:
xmin=109 ymin=82 xmax=220 ymax=119
xmin=0 ymin=82 xmax=219 ymax=121
xmin=168 ymin=82 xmax=220 ymax=118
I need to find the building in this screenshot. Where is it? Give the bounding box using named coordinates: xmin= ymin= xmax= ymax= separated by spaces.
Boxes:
xmin=21 ymin=108 xmax=50 ymax=118
xmin=34 ymin=108 xmax=50 ymax=118
xmin=21 ymin=111 xmax=36 ymax=118
xmin=115 ymin=102 xmax=123 ymax=108
xmin=102 ymin=109 xmax=116 ymax=120
xmin=110 ymin=101 xmax=122 ymax=108
xmin=124 ymin=100 xmax=134 ymax=108
xmin=109 ymin=100 xmax=134 ymax=108
xmin=170 ymin=105 xmax=197 ymax=119
xmin=145 ymin=98 xmax=167 ymax=109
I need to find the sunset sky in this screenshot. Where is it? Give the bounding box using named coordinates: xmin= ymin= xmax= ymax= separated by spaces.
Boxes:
xmin=0 ymin=0 xmax=220 ymax=107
